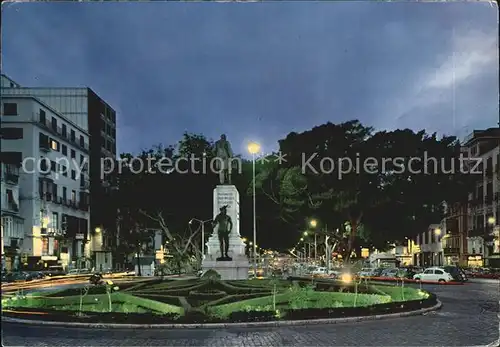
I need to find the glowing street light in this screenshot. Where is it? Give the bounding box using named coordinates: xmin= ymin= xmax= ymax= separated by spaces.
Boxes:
xmin=247 ymin=142 xmax=261 ymax=155
xmin=248 ymin=141 xmax=261 ymax=274
xmin=95 ymin=227 xmax=102 ymax=233
xmin=488 ymin=216 xmax=496 ymax=225
xmin=303 ymin=231 xmax=308 ymax=236
xmin=434 ymin=228 xmax=442 ymax=236
xmin=310 ymin=219 xmax=317 ymax=228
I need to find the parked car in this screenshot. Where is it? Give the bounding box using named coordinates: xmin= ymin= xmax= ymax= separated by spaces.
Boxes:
xmin=381 ymin=268 xmax=400 ymax=278
xmin=443 ymin=265 xmax=468 ymax=282
xmin=312 ymin=267 xmax=329 ymax=277
xmin=413 ymin=267 xmax=454 ymax=282
xmin=358 ymin=268 xmax=377 ymax=277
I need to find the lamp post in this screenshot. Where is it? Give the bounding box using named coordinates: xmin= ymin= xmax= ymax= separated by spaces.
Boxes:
xmin=247 ymin=142 xmax=261 ymax=274
xmin=309 ymin=219 xmax=317 ymax=262
xmin=189 ymin=218 xmax=213 ymax=259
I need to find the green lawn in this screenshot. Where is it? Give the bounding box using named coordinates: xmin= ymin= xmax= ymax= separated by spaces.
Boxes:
xmin=3 ymin=292 xmax=183 ymax=315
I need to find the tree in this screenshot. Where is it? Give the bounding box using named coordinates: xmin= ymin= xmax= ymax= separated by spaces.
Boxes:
xmin=254 ymin=121 xmax=474 ymax=258
xmin=113 ymin=133 xmax=221 ymax=269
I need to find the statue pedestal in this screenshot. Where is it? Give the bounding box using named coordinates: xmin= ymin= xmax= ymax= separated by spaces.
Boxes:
xmin=202 ymin=185 xmax=249 ymax=280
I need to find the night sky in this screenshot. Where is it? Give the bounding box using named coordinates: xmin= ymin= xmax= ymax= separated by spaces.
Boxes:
xmin=2 ymin=2 xmax=498 ymax=156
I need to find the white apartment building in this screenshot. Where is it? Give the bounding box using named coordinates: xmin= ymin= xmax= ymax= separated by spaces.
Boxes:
xmin=2 ymin=74 xmax=117 ymax=270
xmin=414 ymin=224 xmax=444 ymax=267
xmin=1 ymin=95 xmax=91 ymax=270
xmin=462 ymin=128 xmax=500 ymax=267
xmin=1 ymin=162 xmax=24 ymax=271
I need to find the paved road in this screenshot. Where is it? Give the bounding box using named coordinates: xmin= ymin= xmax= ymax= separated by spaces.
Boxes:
xmin=2 ymin=281 xmax=499 ymax=346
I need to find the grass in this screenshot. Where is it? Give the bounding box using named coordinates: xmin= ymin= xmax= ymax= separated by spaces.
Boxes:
xmin=208 ymin=291 xmax=390 ymax=318
xmin=3 ymin=292 xmax=183 ymax=315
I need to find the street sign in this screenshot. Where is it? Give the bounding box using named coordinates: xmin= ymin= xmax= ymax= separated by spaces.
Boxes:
xmin=75 ymin=233 xmax=84 ymax=240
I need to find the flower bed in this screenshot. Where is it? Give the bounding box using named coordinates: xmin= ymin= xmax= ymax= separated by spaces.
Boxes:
xmin=2 ymin=276 xmax=438 ymax=325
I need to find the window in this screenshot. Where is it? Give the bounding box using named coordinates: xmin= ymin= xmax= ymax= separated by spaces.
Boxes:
xmin=62 ymin=187 xmax=67 ymax=201
xmin=434 ymin=270 xmax=444 ymax=275
xmin=6 ymin=189 xmax=13 ymax=202
xmin=71 ymin=149 xmax=76 ymax=159
xmin=71 ymin=170 xmax=76 ymax=180
xmin=62 ymin=124 xmax=67 ymax=137
xmin=70 ymin=129 xmax=75 ymax=142
xmin=423 ymin=269 xmax=433 ymax=274
xmin=51 ymin=160 xmax=57 ymax=172
xmin=52 ymin=182 xmax=58 ymax=197
xmin=39 ymin=133 xmax=49 ymax=149
xmin=40 ymin=157 xmax=49 ymax=172
xmin=62 ymin=144 xmax=67 ymax=156
xmin=79 ymin=135 xmax=85 ymax=147
xmin=3 ymin=103 xmax=18 ymax=116
xmin=71 ymin=190 xmax=76 ymax=202
xmin=59 ymin=164 xmax=68 ymax=177
xmin=50 ymin=138 xmax=59 ymax=151
xmin=1 ymin=127 xmax=23 ymax=139
xmin=40 ymin=109 xmax=46 ymax=123
xmin=51 ymin=117 xmax=57 ymax=131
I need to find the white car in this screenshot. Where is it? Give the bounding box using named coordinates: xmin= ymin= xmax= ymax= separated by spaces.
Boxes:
xmin=413 ymin=267 xmax=454 ymax=283
xmin=312 ymin=267 xmax=328 ymax=276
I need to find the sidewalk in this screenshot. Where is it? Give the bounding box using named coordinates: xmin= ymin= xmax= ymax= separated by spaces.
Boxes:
xmin=468 ymin=278 xmax=499 ymax=284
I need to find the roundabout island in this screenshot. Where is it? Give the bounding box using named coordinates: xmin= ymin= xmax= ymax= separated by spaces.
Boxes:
xmin=2 ymin=270 xmax=437 ymax=327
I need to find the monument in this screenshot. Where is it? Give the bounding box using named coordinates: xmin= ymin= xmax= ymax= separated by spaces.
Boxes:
xmin=201 ymin=134 xmax=249 ymax=280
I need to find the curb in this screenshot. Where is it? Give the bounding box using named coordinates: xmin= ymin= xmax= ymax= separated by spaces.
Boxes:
xmin=1 ymin=300 xmax=442 ymax=329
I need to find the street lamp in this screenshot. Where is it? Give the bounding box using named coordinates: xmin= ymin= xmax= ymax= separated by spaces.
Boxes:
xmin=248 ymin=141 xmax=261 ymax=275
xmin=309 ymin=219 xmax=318 ymax=262
xmin=189 ymin=218 xmax=212 ymax=259
xmin=434 ymin=228 xmax=442 ymax=236
xmin=488 ymin=216 xmax=496 ymax=225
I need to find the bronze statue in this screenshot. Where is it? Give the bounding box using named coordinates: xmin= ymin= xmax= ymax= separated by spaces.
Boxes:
xmin=213 ymin=134 xmax=234 ymax=185
xmin=213 ymin=205 xmax=233 ymax=261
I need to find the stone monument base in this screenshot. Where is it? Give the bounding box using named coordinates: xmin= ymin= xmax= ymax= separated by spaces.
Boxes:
xmin=202 ymin=259 xmax=249 ymax=280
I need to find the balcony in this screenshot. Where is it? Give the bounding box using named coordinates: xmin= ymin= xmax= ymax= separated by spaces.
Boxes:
xmin=79 ymin=201 xmax=89 ymax=212
xmin=4 ymin=171 xmax=19 ymax=184
xmin=468 ymin=227 xmax=486 ymax=238
xmin=80 ymin=179 xmax=90 ymax=190
xmin=443 ymin=247 xmax=460 ymax=255
xmin=5 ymin=201 xmax=19 ymax=212
xmin=39 ymin=141 xmax=51 ymax=152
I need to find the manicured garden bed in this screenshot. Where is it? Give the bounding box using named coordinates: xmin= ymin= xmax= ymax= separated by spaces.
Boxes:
xmin=2 ymin=272 xmax=437 ymax=324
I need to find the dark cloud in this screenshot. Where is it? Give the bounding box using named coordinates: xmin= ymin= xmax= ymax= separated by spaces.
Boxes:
xmin=2 ymin=2 xmax=497 ymax=154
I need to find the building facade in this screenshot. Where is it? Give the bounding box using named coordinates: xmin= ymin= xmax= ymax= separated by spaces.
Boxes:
xmin=413 ymin=224 xmax=444 ymax=267
xmin=1 ymin=162 xmax=24 ymax=271
xmin=2 ymin=74 xmax=118 ymax=269
xmin=1 ymin=95 xmax=91 ymax=270
xmin=462 ymin=128 xmax=500 ymax=267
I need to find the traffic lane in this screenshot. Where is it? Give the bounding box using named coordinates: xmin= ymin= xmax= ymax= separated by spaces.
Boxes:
xmin=2 ymin=281 xmax=498 ymax=346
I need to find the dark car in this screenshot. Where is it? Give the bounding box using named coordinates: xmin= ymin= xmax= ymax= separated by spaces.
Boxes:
xmin=443 ymin=265 xmax=468 ymax=282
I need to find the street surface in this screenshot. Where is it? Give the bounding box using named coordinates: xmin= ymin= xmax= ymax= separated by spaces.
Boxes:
xmin=2 ymin=281 xmax=499 ymax=346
